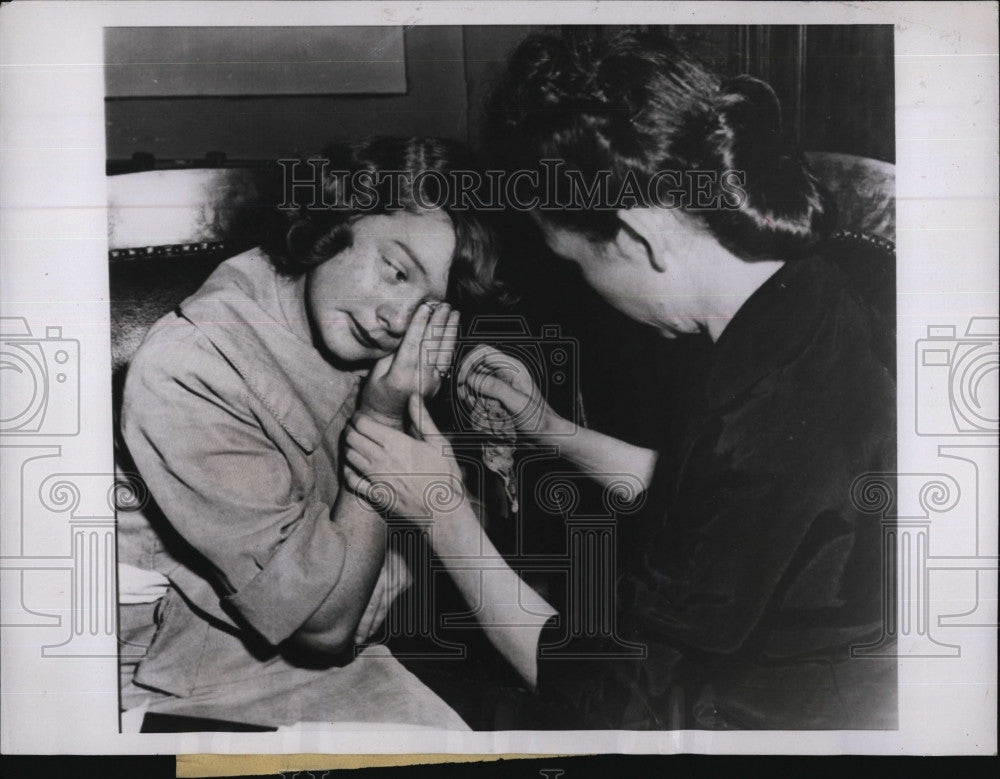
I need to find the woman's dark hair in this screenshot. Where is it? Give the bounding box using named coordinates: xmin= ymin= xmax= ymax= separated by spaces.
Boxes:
xmin=491 ymin=30 xmax=835 ymax=260
xmin=265 ymin=136 xmax=511 ymax=311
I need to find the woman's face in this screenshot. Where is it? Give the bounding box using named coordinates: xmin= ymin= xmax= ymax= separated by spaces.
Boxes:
xmin=532 ymin=217 xmax=669 ymax=332
xmin=533 ymin=211 xmax=704 ymax=339
xmin=306 ymin=209 xmax=456 ymax=362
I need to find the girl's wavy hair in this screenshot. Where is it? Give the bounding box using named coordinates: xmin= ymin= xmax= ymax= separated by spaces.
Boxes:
xmin=264 ymin=136 xmax=512 ymax=311
xmin=490 ymin=30 xmax=835 ymax=260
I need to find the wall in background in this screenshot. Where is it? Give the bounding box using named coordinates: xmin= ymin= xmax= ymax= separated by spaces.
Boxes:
xmin=802 ymin=26 xmax=895 ymax=163
xmin=105 ymin=27 xmax=408 ymax=98
xmin=104 ymin=26 xmax=468 ymax=161
xmin=105 ymin=25 xmax=894 ymax=164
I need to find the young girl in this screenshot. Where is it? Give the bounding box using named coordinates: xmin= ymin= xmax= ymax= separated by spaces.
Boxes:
xmin=120 ymin=137 xmax=503 ymax=729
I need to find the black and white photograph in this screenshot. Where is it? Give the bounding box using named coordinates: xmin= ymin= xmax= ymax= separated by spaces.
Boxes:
xmin=0 ymin=0 xmax=996 ymax=760
xmin=107 ymin=21 xmax=900 ymax=734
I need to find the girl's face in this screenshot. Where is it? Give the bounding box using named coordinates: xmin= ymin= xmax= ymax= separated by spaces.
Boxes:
xmin=306 ymin=209 xmax=456 ymax=362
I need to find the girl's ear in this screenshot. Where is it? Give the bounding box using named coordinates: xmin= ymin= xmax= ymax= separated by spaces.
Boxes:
xmin=615 ymin=207 xmax=671 ymax=272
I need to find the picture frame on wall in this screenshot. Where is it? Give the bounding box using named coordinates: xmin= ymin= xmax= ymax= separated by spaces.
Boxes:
xmin=104 ymin=26 xmax=407 ymax=97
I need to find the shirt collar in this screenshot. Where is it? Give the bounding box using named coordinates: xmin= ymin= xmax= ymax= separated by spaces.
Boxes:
xmin=705 ymin=252 xmax=846 ymax=409
xmin=178 ymin=248 xmax=365 ymax=452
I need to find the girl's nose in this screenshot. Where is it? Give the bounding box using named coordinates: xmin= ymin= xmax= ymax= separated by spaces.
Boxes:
xmin=376 ymin=296 xmax=422 ymax=339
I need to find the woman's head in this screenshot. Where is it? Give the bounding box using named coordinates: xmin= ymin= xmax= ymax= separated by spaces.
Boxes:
xmin=491 ymin=30 xmax=834 ymax=265
xmin=268 ymin=137 xmax=505 ymax=362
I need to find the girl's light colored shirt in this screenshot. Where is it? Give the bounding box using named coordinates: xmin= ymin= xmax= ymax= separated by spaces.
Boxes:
xmin=121 ymin=247 xmax=367 ymax=696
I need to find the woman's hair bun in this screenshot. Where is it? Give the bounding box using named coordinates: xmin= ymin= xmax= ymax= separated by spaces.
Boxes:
xmin=712 ymin=75 xmax=784 ymax=170
xmin=700 ymin=74 xmax=836 ymax=260
xmin=494 ymin=30 xmax=837 ymax=258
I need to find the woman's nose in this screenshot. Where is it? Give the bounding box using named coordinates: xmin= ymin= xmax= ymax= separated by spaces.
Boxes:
xmin=376 ymin=297 xmax=422 ymax=338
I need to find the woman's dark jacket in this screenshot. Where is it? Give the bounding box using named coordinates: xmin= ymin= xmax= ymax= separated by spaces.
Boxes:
xmin=534 ymin=245 xmax=897 ymax=730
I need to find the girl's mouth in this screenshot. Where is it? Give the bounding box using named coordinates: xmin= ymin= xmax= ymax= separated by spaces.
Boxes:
xmin=348 ymin=315 xmax=385 ymax=351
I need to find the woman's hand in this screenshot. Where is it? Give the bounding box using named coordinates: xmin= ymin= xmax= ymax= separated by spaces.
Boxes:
xmin=458 ymin=346 xmax=657 ymax=494
xmin=455 ymin=344 xmax=571 ymax=443
xmin=354 ymin=547 xmax=412 ymax=644
xmin=344 ymin=394 xmax=466 ymax=522
xmin=359 ymin=302 xmax=460 ymax=428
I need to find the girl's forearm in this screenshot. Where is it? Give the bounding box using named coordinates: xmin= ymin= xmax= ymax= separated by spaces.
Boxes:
xmin=430 ymin=501 xmax=555 ymax=688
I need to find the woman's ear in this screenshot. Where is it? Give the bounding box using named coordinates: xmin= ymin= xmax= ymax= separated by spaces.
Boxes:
xmin=615 ymin=207 xmax=670 ymax=272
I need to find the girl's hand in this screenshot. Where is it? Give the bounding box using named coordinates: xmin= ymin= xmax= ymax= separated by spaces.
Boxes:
xmin=359 ymin=302 xmax=460 ymax=427
xmin=344 ymin=394 xmax=465 ymax=521
xmin=354 ymin=548 xmax=412 ymax=644
xmin=455 ymin=344 xmax=571 ymax=442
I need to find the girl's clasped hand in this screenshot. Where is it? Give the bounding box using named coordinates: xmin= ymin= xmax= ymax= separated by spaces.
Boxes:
xmin=357 ymin=301 xmax=460 ymax=427
xmin=345 ymin=394 xmax=464 ymax=522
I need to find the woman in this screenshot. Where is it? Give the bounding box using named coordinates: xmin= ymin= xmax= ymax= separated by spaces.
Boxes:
xmin=343 ymin=31 xmax=897 ymax=730
xmin=120 ymin=136 xmax=504 ymax=729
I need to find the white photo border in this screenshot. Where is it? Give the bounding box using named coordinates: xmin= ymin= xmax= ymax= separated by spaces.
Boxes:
xmin=0 ymin=0 xmax=997 ymax=756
